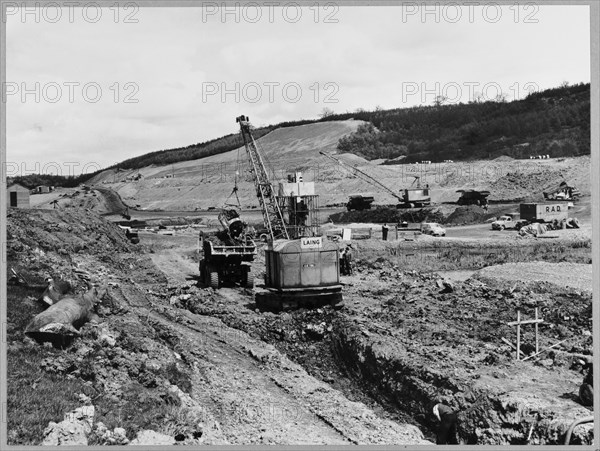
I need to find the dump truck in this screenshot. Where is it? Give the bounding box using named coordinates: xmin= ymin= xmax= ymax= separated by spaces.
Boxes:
xmin=456 ymin=189 xmax=490 ymax=206
xmin=519 ymin=203 xmax=568 ymax=223
xmin=199 ymin=231 xmax=256 ymax=288
xmin=346 ymin=195 xmax=375 ymax=211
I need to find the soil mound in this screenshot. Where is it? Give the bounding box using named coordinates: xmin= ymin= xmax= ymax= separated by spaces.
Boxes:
xmin=329 ymin=207 xmax=445 ymax=224
xmin=445 ymin=206 xmax=496 ymax=225
xmin=493 ymin=155 xmax=515 ymax=162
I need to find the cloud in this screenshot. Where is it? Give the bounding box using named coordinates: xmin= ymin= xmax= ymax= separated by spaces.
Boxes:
xmin=5 ymin=4 xmax=590 ymax=172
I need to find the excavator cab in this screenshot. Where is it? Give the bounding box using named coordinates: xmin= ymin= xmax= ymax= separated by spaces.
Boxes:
xmin=236 ymin=115 xmax=343 ymax=311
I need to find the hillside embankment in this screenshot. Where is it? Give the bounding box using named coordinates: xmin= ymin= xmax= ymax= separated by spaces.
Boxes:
xmin=6 ymin=208 xmax=429 ymax=445
xmin=77 ymin=120 xmax=590 ymax=212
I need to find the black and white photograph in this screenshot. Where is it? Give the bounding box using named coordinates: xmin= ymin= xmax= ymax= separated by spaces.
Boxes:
xmin=1 ymin=1 xmax=597 ymax=446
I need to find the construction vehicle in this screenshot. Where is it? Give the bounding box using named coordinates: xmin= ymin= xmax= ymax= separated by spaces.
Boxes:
xmin=400 ymin=177 xmax=431 ymax=208
xmin=319 ymin=151 xmax=431 ymax=208
xmin=456 ymin=189 xmax=490 ymax=206
xmin=519 ymin=203 xmax=568 ymax=223
xmin=198 ymin=208 xmax=256 ymax=289
xmin=237 ymin=115 xmax=343 ymax=311
xmin=543 ymin=181 xmax=580 ymax=201
xmin=346 ymin=195 xmax=375 ymax=211
xmin=117 ymin=225 xmax=140 ymax=244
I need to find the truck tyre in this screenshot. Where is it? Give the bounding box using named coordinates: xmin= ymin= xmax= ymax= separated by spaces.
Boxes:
xmin=242 ymin=268 xmax=254 ymax=288
xmin=500 ymin=225 xmax=505 ymax=230
xmin=209 ymin=271 xmax=219 ymax=289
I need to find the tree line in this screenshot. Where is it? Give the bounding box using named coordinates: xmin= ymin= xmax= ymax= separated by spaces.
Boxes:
xmin=335 ymin=83 xmax=590 ymax=163
xmin=9 ymin=83 xmax=589 ymax=188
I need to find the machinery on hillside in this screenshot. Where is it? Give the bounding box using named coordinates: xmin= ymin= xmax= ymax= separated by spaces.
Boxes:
xmin=346 ymin=195 xmax=375 ymax=211
xmin=319 ymin=152 xmax=431 ymax=208
xmin=456 ymin=189 xmax=490 ymax=206
xmin=236 ymin=115 xmax=343 ymax=310
xmin=543 ymin=181 xmax=580 ymax=201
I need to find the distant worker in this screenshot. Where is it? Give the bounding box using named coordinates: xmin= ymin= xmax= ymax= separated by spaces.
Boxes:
xmin=382 ymin=223 xmax=389 ymax=241
xmin=433 ymin=403 xmax=459 ymax=445
xmin=341 ymin=244 xmax=353 ymax=275
xmin=296 ymin=199 xmax=309 ymax=226
xmin=579 ymin=361 xmax=593 ymax=407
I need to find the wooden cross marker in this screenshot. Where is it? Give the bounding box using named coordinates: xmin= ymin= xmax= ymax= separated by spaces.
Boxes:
xmin=507 ymin=308 xmax=544 ymax=360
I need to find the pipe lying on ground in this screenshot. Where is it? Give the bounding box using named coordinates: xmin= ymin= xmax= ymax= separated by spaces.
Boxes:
xmin=26 ymin=285 xmax=103 ymax=345
xmin=564 ymin=416 xmax=593 ymax=445
xmin=40 ymin=277 xmax=72 ymax=306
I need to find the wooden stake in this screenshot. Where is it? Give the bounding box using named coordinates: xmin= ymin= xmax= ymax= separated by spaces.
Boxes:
xmin=507 ymin=309 xmax=545 ymax=361
xmin=516 ymin=310 xmax=521 ymax=361
xmin=535 ymin=308 xmax=539 ymax=355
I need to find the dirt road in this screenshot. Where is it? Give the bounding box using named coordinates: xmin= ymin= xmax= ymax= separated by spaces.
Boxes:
xmin=144 ymin=231 xmax=429 ymax=445
xmin=7 ymin=206 xmax=591 ymax=445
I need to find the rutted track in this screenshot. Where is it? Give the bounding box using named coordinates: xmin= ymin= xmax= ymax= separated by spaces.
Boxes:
xmin=146 ymin=231 xmax=429 ymax=445
xmin=94 ymin=186 xmax=132 ymax=216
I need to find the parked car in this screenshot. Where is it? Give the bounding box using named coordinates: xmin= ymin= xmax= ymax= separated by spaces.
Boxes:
xmin=491 ymin=215 xmax=515 ymax=230
xmin=420 ymin=222 xmax=446 ymax=236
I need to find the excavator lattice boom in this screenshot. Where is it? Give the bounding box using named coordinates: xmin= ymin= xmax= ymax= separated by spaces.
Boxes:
xmin=236 ymin=116 xmax=343 ymax=311
xmin=237 ymin=116 xmax=289 ymax=241
xmin=319 ymin=151 xmax=431 ymax=208
xmin=319 ymin=151 xmax=405 ymax=203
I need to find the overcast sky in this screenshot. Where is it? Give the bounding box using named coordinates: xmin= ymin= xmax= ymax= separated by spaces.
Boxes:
xmin=5 ymin=3 xmax=591 ymax=176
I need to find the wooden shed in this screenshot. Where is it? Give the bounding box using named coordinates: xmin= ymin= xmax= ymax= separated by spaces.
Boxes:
xmin=35 ymin=185 xmax=51 ymax=194
xmin=7 ymin=183 xmax=31 ymax=208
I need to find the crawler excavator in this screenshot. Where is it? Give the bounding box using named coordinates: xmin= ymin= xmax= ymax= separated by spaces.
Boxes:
xmin=236 ymin=115 xmax=343 ymax=311
xmin=320 ymin=152 xmax=431 ymax=208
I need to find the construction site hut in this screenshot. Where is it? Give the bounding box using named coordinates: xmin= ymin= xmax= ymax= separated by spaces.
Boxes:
xmin=35 ymin=185 xmax=51 ymax=194
xmin=7 ymin=183 xmax=31 ymax=208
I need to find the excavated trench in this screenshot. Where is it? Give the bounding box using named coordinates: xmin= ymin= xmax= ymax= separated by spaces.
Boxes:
xmin=325 ymin=307 xmax=592 ymax=444
xmin=145 ymin=226 xmax=593 ymax=445
xmin=279 ymin=312 xmax=593 ymax=445
xmin=180 ymin=285 xmax=592 ymax=445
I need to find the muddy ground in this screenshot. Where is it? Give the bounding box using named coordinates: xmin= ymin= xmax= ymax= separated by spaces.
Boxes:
xmin=6 ymin=208 xmax=593 ymax=445
xmin=6 ymin=209 xmax=427 ymax=445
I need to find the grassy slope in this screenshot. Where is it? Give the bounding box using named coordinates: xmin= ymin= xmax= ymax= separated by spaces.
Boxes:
xmin=5 ymin=209 xmax=199 ymax=445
